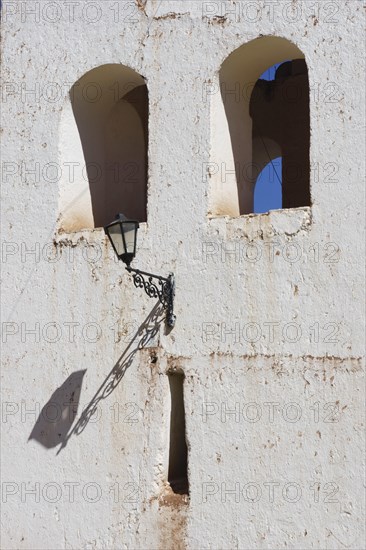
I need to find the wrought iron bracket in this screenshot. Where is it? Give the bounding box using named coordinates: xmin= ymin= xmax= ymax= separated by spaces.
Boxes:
xmin=126 ymin=267 xmax=176 ymax=328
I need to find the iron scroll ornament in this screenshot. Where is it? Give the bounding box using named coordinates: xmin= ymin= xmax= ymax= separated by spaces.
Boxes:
xmin=126 ymin=266 xmax=176 ymax=328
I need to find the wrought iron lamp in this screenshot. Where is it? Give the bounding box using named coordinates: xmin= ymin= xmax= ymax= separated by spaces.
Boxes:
xmin=104 ymin=214 xmax=176 ymax=328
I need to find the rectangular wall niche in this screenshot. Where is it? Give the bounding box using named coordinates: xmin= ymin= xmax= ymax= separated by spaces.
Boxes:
xmin=168 ymin=372 xmax=189 ymax=495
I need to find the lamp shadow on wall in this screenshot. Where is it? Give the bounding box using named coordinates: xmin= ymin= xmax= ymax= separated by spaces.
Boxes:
xmin=28 ymin=303 xmax=164 ymax=454
xmin=28 ymin=370 xmax=86 ymax=450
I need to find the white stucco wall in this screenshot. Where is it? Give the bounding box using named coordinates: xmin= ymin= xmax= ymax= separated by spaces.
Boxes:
xmin=1 ymin=1 xmax=365 ymax=549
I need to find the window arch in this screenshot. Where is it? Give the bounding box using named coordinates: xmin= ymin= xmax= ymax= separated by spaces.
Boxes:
xmin=59 ymin=64 xmax=148 ymax=232
xmin=209 ymin=36 xmax=310 ymax=217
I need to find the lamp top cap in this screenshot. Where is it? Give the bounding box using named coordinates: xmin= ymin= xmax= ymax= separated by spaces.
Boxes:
xmin=114 ymin=213 xmax=139 ymax=226
xmin=115 ymin=213 xmax=128 ymax=221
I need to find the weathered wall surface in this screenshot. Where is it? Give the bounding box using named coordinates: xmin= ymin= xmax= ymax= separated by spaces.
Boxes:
xmin=1 ymin=1 xmax=365 ymax=549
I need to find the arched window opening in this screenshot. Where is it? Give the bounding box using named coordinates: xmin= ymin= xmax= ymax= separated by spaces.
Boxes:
xmin=210 ymin=37 xmax=310 ymax=217
xmin=59 ymin=64 xmax=148 ymax=232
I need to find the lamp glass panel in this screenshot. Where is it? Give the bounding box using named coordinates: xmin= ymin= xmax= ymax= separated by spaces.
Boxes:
xmin=123 ymin=222 xmax=137 ymax=254
xmin=109 ymin=223 xmax=125 ymax=256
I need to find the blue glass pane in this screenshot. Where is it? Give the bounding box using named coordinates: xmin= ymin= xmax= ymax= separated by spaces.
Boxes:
xmin=254 ymin=157 xmax=282 ymax=214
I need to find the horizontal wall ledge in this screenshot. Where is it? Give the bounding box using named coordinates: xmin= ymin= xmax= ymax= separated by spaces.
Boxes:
xmin=208 ymin=206 xmax=312 ymax=240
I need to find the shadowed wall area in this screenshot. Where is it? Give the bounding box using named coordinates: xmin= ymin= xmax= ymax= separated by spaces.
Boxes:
xmin=250 ymin=59 xmax=310 ymax=209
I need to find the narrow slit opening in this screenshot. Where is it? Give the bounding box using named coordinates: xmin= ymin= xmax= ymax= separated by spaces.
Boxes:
xmin=168 ymin=372 xmax=189 ymax=495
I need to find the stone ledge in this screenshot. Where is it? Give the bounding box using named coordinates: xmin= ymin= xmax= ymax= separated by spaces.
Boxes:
xmin=208 ymin=206 xmax=312 ymax=240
